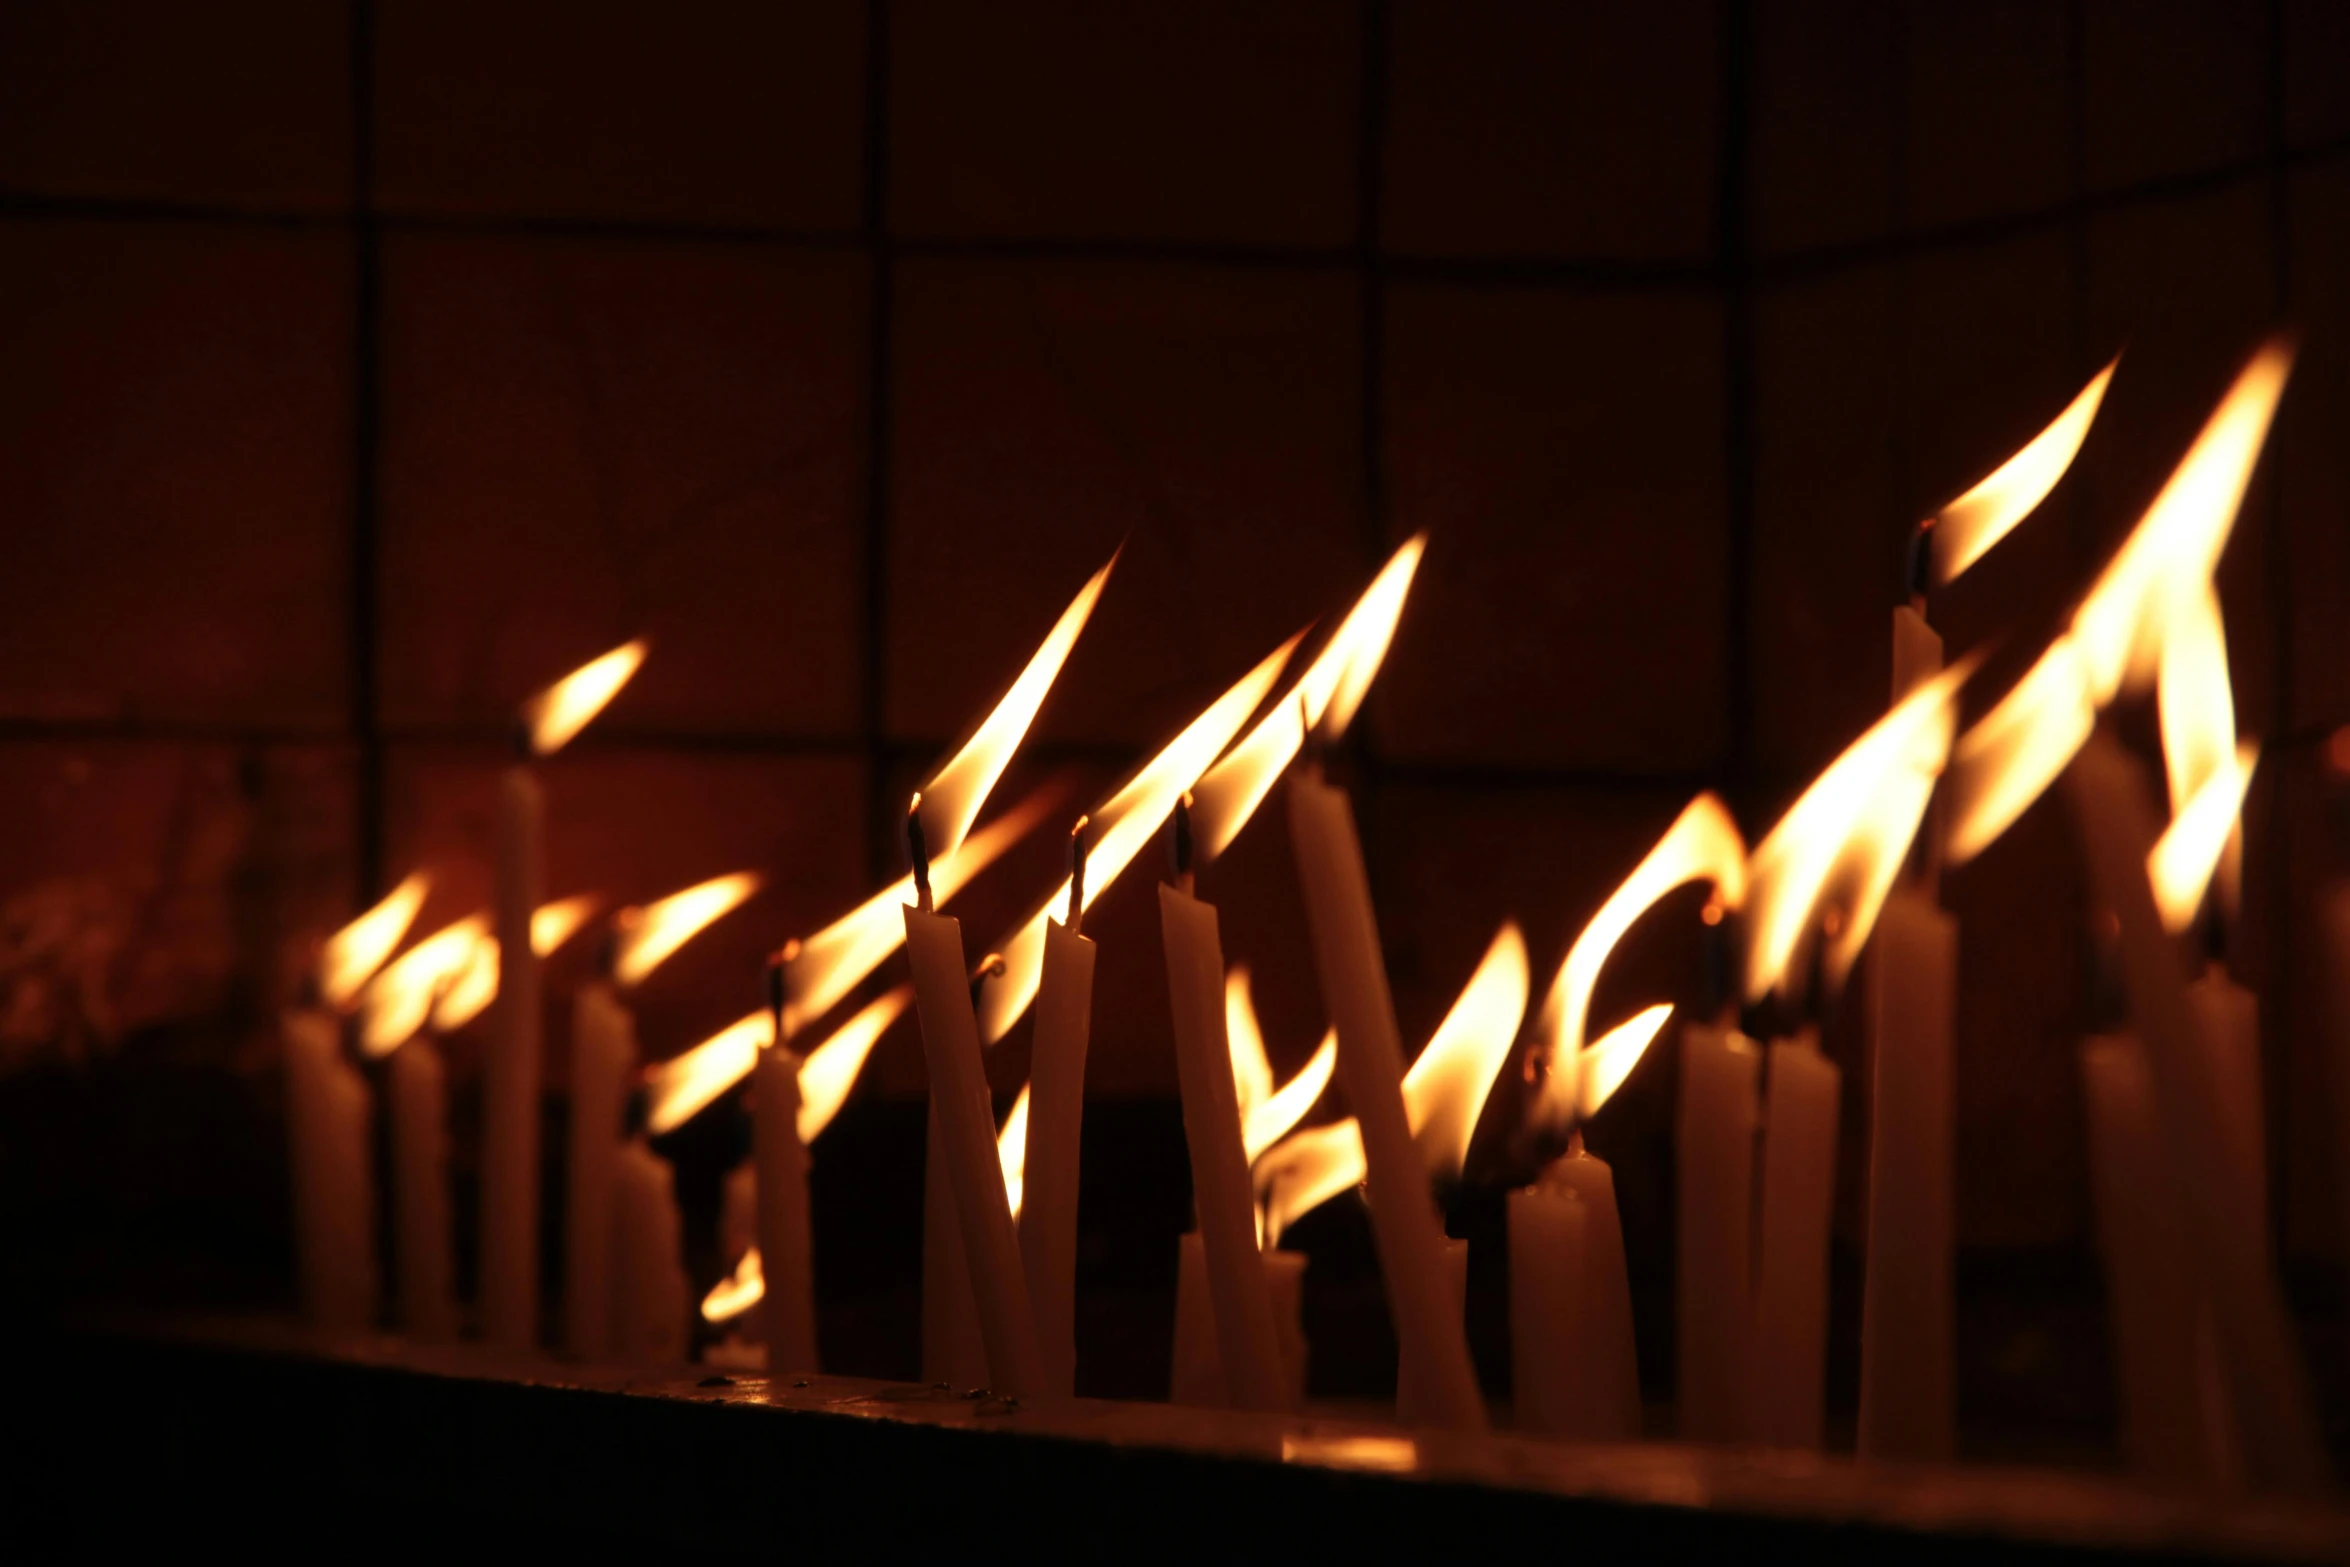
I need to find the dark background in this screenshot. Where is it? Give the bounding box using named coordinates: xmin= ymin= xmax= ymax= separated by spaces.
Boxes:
xmin=0 ymin=0 xmax=2346 ymax=1442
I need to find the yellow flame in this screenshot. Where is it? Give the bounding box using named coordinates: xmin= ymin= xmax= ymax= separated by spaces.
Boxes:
xmin=610 ymin=872 xmax=761 ymax=988
xmin=1225 ymin=967 xmax=1276 ymax=1119
xmin=2149 ymin=740 xmax=2260 ymax=934
xmin=975 ymin=634 xmax=1303 ymax=1045
xmin=918 ymin=556 xmax=1115 ymax=864
xmin=532 ymin=893 xmax=602 ymax=958
xmin=1531 ymin=794 xmax=1745 ymax=1133
xmin=797 ymin=987 xmax=912 ymax=1144
xmin=1945 ymin=637 xmax=2097 ymax=865
xmin=1191 ymin=538 xmax=1425 ymax=859
xmin=423 ymin=897 xmax=607 ymax=1037
xmin=1745 ymin=665 xmax=1966 ymax=1002
xmin=316 ymin=871 xmax=429 ymax=1011
xmin=1254 ymin=923 xmax=1527 ymax=1239
xmin=1244 ymin=1030 xmax=1336 ymax=1166
xmin=1931 ymin=360 xmax=2117 ymax=584
xmin=702 ymin=1245 xmax=763 ymax=1324
xmin=1579 ymin=1004 xmax=1677 ymax=1121
xmin=998 ymin=1085 xmax=1032 ymax=1221
xmin=641 ymin=985 xmax=913 ymax=1141
xmin=782 ymin=779 xmax=1066 ymax=1041
xmin=357 ymin=915 xmax=487 ymax=1057
xmin=2158 ymin=581 xmax=2244 ymax=919
xmin=521 ymin=639 xmax=646 ymax=756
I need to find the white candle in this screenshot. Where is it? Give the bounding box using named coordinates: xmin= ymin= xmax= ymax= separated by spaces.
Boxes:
xmin=2063 ymin=732 xmax=2326 ymax=1493
xmin=484 ymin=761 xmax=545 ymax=1350
xmin=390 ymin=1038 xmax=456 ymax=1341
xmin=757 ymin=1044 xmax=820 ymax=1374
xmin=1159 ymin=882 xmax=1289 ymax=1412
xmin=2188 ymin=966 xmax=2265 ymax=1233
xmin=1859 ymin=885 xmax=1958 ymax=1461
xmin=1287 ymin=773 xmax=1487 ymax=1432
xmin=1509 ymin=1182 xmax=1587 ymax=1437
xmin=1747 ymin=1029 xmax=1841 ymax=1450
xmin=2081 ymin=1032 xmax=2215 ymax=1484
xmin=284 ymin=1007 xmax=376 ymax=1331
xmin=1021 ymin=915 xmax=1096 ymax=1399
xmin=612 ymin=1135 xmax=688 ymax=1363
xmin=1173 ymin=1231 xmax=1312 ymax=1410
xmin=564 ymin=978 xmax=633 ymax=1360
xmin=1265 ymin=1249 xmax=1308 ymax=1410
xmin=904 ymin=904 xmax=1049 ymax=1400
xmin=721 ymin=1155 xmax=757 ymax=1264
xmin=1677 ymin=1020 xmax=1759 ymax=1442
xmin=1395 ymin=1237 xmax=1470 ymax=1427
xmin=922 ymin=1105 xmax=988 ymax=1387
xmin=1543 ymin=1144 xmax=1642 ymax=1436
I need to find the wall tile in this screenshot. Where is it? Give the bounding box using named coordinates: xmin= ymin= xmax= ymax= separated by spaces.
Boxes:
xmin=1381 ymin=283 xmax=1727 ymax=774
xmin=890 ymin=1 xmax=1359 ymax=247
xmin=2285 ymin=0 xmax=2350 ymax=150
xmin=379 ymin=234 xmax=867 ymax=741
xmin=0 ymin=219 xmax=350 ymax=730
xmin=887 ymin=258 xmax=1365 ymax=750
xmin=2284 ymin=160 xmax=2350 ymax=735
xmin=374 ymin=0 xmax=864 ymax=230
xmin=0 ymin=739 xmax=357 ymax=1069
xmin=1382 ymin=0 xmax=1717 ymax=261
xmin=1752 ymin=261 xmax=1900 ymax=782
xmin=1753 ymin=0 xmax=1900 ymax=257
xmin=2083 ymin=177 xmax=2279 ymax=738
xmin=382 ymin=744 xmax=867 ymax=1062
xmin=0 ymin=0 xmax=351 ymax=212
xmin=2083 ymin=0 xmax=2269 ymax=195
xmin=1901 ymin=0 xmax=2073 ymax=233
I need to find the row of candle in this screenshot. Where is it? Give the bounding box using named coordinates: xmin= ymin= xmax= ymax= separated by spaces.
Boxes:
xmin=280 ymin=332 xmax=2329 ymax=1495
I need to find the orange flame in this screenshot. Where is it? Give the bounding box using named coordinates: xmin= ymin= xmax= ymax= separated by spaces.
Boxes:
xmin=1225 ymin=967 xmax=1276 ymax=1117
xmin=641 ymin=985 xmax=912 ymax=1141
xmin=316 ymin=871 xmax=429 ymax=1011
xmin=1744 ymin=664 xmax=1966 ymax=1003
xmin=610 ymin=872 xmax=760 ymax=988
xmin=1190 ymin=537 xmax=1425 ymax=860
xmin=1254 ymin=922 xmax=1528 ymax=1240
xmin=1531 ymin=794 xmax=1745 ymax=1134
xmin=1225 ymin=967 xmax=1337 ymax=1163
xmin=426 ymin=895 xmax=605 ymax=1036
xmin=1930 ymin=360 xmax=2117 ymax=584
xmin=357 ymin=914 xmax=487 ymax=1057
xmin=702 ymin=1245 xmax=763 ymax=1325
xmin=998 ymin=1084 xmax=1032 ymax=1220
xmin=796 ymin=986 xmax=913 ymax=1144
xmin=533 ymin=893 xmax=602 ymax=958
xmin=974 ymin=634 xmax=1303 ymax=1046
xmin=2155 ymin=582 xmax=2247 ymax=924
xmin=2150 ymin=740 xmax=2259 ymax=934
xmin=917 ymin=555 xmax=1115 ymax=864
xmin=1946 ymin=341 xmax=2292 ymax=865
xmin=1579 ymin=1004 xmax=1677 ymax=1121
xmin=521 ymin=639 xmax=646 ymax=757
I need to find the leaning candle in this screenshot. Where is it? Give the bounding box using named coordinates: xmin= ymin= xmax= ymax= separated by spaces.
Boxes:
xmin=284 ymin=1007 xmax=377 ymax=1330
xmin=1287 ymin=772 xmax=1486 ymax=1432
xmin=1747 ymin=1026 xmax=1841 ymax=1449
xmin=922 ymin=1108 xmax=989 ymax=1387
xmin=564 ymin=976 xmax=634 ymax=1360
xmin=612 ymin=1134 xmax=689 ymax=1363
xmin=1021 ymin=838 xmax=1098 ymax=1399
xmin=2063 ymin=731 xmax=2325 ymax=1493
xmin=756 ymin=1030 xmax=820 ymax=1375
xmin=390 ymin=1036 xmax=457 ymax=1341
xmin=1677 ymin=1020 xmax=1759 ymax=1442
xmin=1159 ymin=875 xmax=1288 ymax=1413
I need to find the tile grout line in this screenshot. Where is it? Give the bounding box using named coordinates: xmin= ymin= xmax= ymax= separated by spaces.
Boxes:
xmin=352 ymin=0 xmax=385 ymax=900
xmin=859 ymin=0 xmax=898 ymax=895
xmin=1718 ymin=0 xmax=1756 ymax=792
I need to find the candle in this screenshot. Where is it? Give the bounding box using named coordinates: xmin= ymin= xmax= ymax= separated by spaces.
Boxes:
xmin=1508 ymin=1181 xmax=1590 ymax=1438
xmin=284 ymin=1006 xmax=376 ymax=1331
xmin=1287 ymin=772 xmax=1486 ymax=1432
xmin=922 ymin=1106 xmax=989 ymax=1387
xmin=756 ymin=1038 xmax=820 ymax=1374
xmin=1395 ymin=1238 xmax=1469 ymax=1427
xmin=2062 ymin=730 xmax=2326 ymax=1493
xmin=390 ymin=1037 xmax=457 ymax=1341
xmin=1746 ymin=1027 xmax=1841 ymax=1450
xmin=564 ymin=977 xmax=634 ymax=1360
xmin=1021 ymin=857 xmax=1097 ymax=1398
xmin=1159 ymin=876 xmax=1288 ymax=1413
xmin=1172 ymin=1231 xmax=1312 ymax=1409
xmin=611 ymin=1134 xmax=688 ymax=1363
xmin=1677 ymin=1020 xmax=1759 ymax=1442
xmin=903 ymin=882 xmax=1049 ymax=1401
xmin=484 ymin=759 xmax=546 ymax=1351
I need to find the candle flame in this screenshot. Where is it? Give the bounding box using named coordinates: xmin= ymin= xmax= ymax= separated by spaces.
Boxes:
xmin=797 ymin=986 xmax=913 ymax=1144
xmin=533 ymin=893 xmax=602 ymax=958
xmin=2149 ymin=740 xmax=2259 ymax=934
xmin=1191 ymin=537 xmax=1425 ymax=859
xmin=610 ymin=872 xmax=761 ymax=988
xmin=521 ymin=639 xmax=646 ymax=757
xmin=782 ymin=778 xmax=1069 ymax=1039
xmin=1225 ymin=967 xmax=1276 ymax=1117
xmin=1578 ymin=1004 xmax=1677 ymax=1121
xmin=2156 ymin=581 xmax=2245 ymax=921
xmin=998 ymin=1084 xmax=1032 ymax=1220
xmin=701 ymin=1245 xmax=763 ymax=1325
xmin=1930 ymin=360 xmax=2117 ymax=585
xmin=1531 ymin=794 xmax=1745 ymax=1134
xmin=974 ymin=634 xmax=1303 ymax=1046
xmin=1254 ymin=922 xmax=1527 ymax=1240
xmin=422 ymin=894 xmax=606 ymax=1038
xmin=357 ymin=914 xmax=487 ymax=1057
xmin=1225 ymin=966 xmax=1338 ymax=1162
xmin=1744 ymin=664 xmax=1966 ymax=1003
xmin=1946 ymin=340 xmax=2292 ymax=865
xmin=316 ymin=871 xmax=429 ymax=1010
xmin=641 ymin=985 xmax=912 ymax=1140
xmin=917 ymin=556 xmax=1115 ymax=864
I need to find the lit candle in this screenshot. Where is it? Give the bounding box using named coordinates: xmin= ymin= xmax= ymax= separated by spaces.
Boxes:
xmin=1287 ymin=771 xmax=1486 ymax=1432
xmin=1677 ymin=1019 xmax=1759 ymax=1442
xmin=611 ymin=1132 xmax=689 ymax=1363
xmin=1746 ymin=1026 xmax=1841 ymax=1450
xmin=563 ymin=975 xmax=634 ymax=1361
xmin=1395 ymin=1238 xmax=1469 ymax=1428
xmin=283 ymin=1005 xmax=376 ymax=1331
xmin=922 ymin=1106 xmax=989 ymax=1387
xmin=390 ymin=1036 xmax=457 ymax=1341
xmin=757 ymin=958 xmax=820 ymax=1375
xmin=1020 ymin=825 xmax=1098 ymax=1400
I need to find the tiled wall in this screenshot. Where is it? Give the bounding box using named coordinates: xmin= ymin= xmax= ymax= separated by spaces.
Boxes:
xmin=3 ymin=1 xmax=2348 ymax=1260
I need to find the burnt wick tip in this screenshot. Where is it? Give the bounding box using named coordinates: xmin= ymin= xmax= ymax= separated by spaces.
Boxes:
xmin=906 ymin=793 xmax=933 ymax=912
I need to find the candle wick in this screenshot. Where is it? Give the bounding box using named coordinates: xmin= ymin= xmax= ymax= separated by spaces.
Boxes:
xmin=1067 ymin=815 xmax=1091 ymax=935
xmin=968 ymin=951 xmax=1006 ymax=1012
xmin=765 ymin=944 xmax=798 ymax=1048
xmin=907 ymin=793 xmax=934 ymax=913
xmin=1565 ymin=1126 xmax=1585 ymax=1160
xmin=1168 ymin=791 xmax=1195 ymax=896
xmin=1906 ymin=517 xmax=1936 ymax=618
